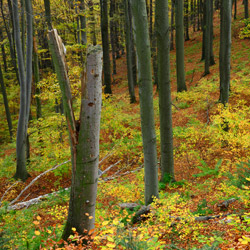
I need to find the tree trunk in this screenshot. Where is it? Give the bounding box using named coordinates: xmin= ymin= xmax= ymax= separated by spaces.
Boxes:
xmin=79 ymin=0 xmax=87 ymax=45
xmin=0 ymin=0 xmax=20 ymax=84
xmin=13 ymin=0 xmax=33 ymax=181
xmin=48 ymin=29 xmax=102 ymax=241
xmin=175 ymin=0 xmax=187 ymax=92
xmin=244 ymin=0 xmax=249 ymax=18
xmin=0 ymin=64 xmax=13 ymax=140
xmin=219 ymin=0 xmax=231 ymax=105
xmin=44 ymin=0 xmax=52 ymax=30
xmin=184 ymin=0 xmax=190 ymax=41
xmin=100 ymin=0 xmax=112 ymax=94
xmin=33 ymin=36 xmax=42 ymax=119
xmin=156 ymin=0 xmax=175 ymax=182
xmin=124 ymin=0 xmax=136 ymax=103
xmin=110 ymin=0 xmax=117 ymax=75
xmin=88 ymin=0 xmax=97 ymax=46
xmin=0 ymin=28 xmax=8 ymax=72
xmin=234 ymin=0 xmax=237 ymax=19
xmin=130 ymin=0 xmax=159 ymax=205
xmin=204 ymin=0 xmax=211 ymax=75
xmin=170 ymin=0 xmax=175 ymax=51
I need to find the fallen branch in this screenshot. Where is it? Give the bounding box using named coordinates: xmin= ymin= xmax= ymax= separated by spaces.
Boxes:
xmin=9 ymin=160 xmax=70 ymax=206
xmin=0 ymin=181 xmax=21 ymax=206
xmin=98 ymin=160 xmax=121 ymax=177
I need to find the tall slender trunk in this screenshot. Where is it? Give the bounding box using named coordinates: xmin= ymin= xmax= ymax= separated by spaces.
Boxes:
xmin=0 ymin=27 xmax=7 ymax=72
xmin=88 ymin=0 xmax=97 ymax=45
xmin=184 ymin=0 xmax=190 ymax=41
xmin=244 ymin=0 xmax=249 ymax=18
xmin=219 ymin=0 xmax=232 ymax=104
xmin=100 ymin=0 xmax=112 ymax=94
xmin=0 ymin=64 xmax=13 ymax=140
xmin=170 ymin=0 xmax=175 ymax=51
xmin=130 ymin=0 xmax=159 ymax=205
xmin=110 ymin=0 xmax=117 ymax=75
xmin=33 ymin=36 xmax=42 ymax=119
xmin=13 ymin=0 xmax=33 ymax=181
xmin=175 ymin=0 xmax=187 ymax=92
xmin=79 ymin=0 xmax=87 ymax=45
xmin=234 ymin=0 xmax=237 ymax=19
xmin=156 ymin=0 xmax=175 ymax=182
xmin=124 ymin=0 xmax=136 ymax=103
xmin=204 ymin=0 xmax=211 ymax=75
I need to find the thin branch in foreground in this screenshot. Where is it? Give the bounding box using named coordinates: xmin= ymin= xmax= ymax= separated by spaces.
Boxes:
xmin=0 ymin=181 xmax=21 ymax=206
xmin=9 ymin=160 xmax=70 ymax=206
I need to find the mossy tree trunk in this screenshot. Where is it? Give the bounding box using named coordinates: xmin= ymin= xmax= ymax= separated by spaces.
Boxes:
xmin=130 ymin=0 xmax=159 ymax=205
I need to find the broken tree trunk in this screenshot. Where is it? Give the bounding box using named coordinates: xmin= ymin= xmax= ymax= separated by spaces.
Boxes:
xmin=47 ymin=29 xmax=103 ymax=242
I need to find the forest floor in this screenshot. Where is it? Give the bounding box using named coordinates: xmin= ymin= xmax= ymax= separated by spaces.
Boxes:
xmin=0 ymin=2 xmax=250 ymax=250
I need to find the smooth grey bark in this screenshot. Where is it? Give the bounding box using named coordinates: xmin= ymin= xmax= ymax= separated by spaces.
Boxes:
xmin=124 ymin=0 xmax=136 ymax=103
xmin=130 ymin=0 xmax=159 ymax=205
xmin=100 ymin=0 xmax=112 ymax=94
xmin=0 ymin=64 xmax=13 ymax=140
xmin=47 ymin=29 xmax=102 ymax=241
xmin=63 ymin=46 xmax=102 ymax=241
xmin=13 ymin=0 xmax=33 ymax=181
xmin=156 ymin=0 xmax=175 ymax=182
xmin=175 ymin=0 xmax=187 ymax=92
xmin=219 ymin=0 xmax=232 ymax=105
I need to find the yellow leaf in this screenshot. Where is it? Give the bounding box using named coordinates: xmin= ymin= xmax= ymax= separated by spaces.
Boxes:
xmin=34 ymin=230 xmax=40 ymax=236
xmin=33 ymin=220 xmax=40 ymax=225
xmin=107 ymin=236 xmax=114 ymax=242
xmin=89 ymin=216 xmax=93 ymax=220
xmin=106 ymin=243 xmax=116 ymax=248
xmin=85 ymin=213 xmax=89 ymax=216
xmin=72 ymin=227 xmax=76 ymax=232
xmin=37 ymin=216 xmax=42 ymax=221
xmin=102 ymin=221 xmax=109 ymax=226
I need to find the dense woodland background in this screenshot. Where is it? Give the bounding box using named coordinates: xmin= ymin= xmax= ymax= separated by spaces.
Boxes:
xmin=0 ymin=0 xmax=250 ymax=249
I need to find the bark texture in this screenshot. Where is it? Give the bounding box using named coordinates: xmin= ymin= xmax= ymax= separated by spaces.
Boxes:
xmin=130 ymin=0 xmax=159 ymax=205
xmin=219 ymin=0 xmax=232 ymax=105
xmin=156 ymin=0 xmax=175 ymax=182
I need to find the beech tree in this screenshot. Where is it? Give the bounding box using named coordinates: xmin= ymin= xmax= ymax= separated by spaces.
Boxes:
xmin=124 ymin=0 xmax=136 ymax=103
xmin=130 ymin=0 xmax=158 ymax=205
xmin=156 ymin=0 xmax=175 ymax=182
xmin=219 ymin=0 xmax=232 ymax=104
xmin=13 ymin=0 xmax=33 ymax=181
xmin=175 ymin=0 xmax=187 ymax=92
xmin=100 ymin=0 xmax=112 ymax=94
xmin=47 ymin=30 xmax=103 ymax=241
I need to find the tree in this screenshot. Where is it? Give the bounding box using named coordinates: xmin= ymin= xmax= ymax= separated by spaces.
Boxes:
xmin=13 ymin=0 xmax=33 ymax=181
xmin=204 ymin=0 xmax=211 ymax=75
xmin=244 ymin=0 xmax=249 ymax=19
xmin=124 ymin=0 xmax=136 ymax=103
xmin=130 ymin=0 xmax=159 ymax=205
xmin=175 ymin=0 xmax=187 ymax=92
xmin=0 ymin=63 xmax=13 ymax=140
xmin=219 ymin=0 xmax=232 ymax=105
xmin=156 ymin=0 xmax=175 ymax=182
xmin=47 ymin=30 xmax=103 ymax=241
xmin=100 ymin=0 xmax=112 ymax=94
